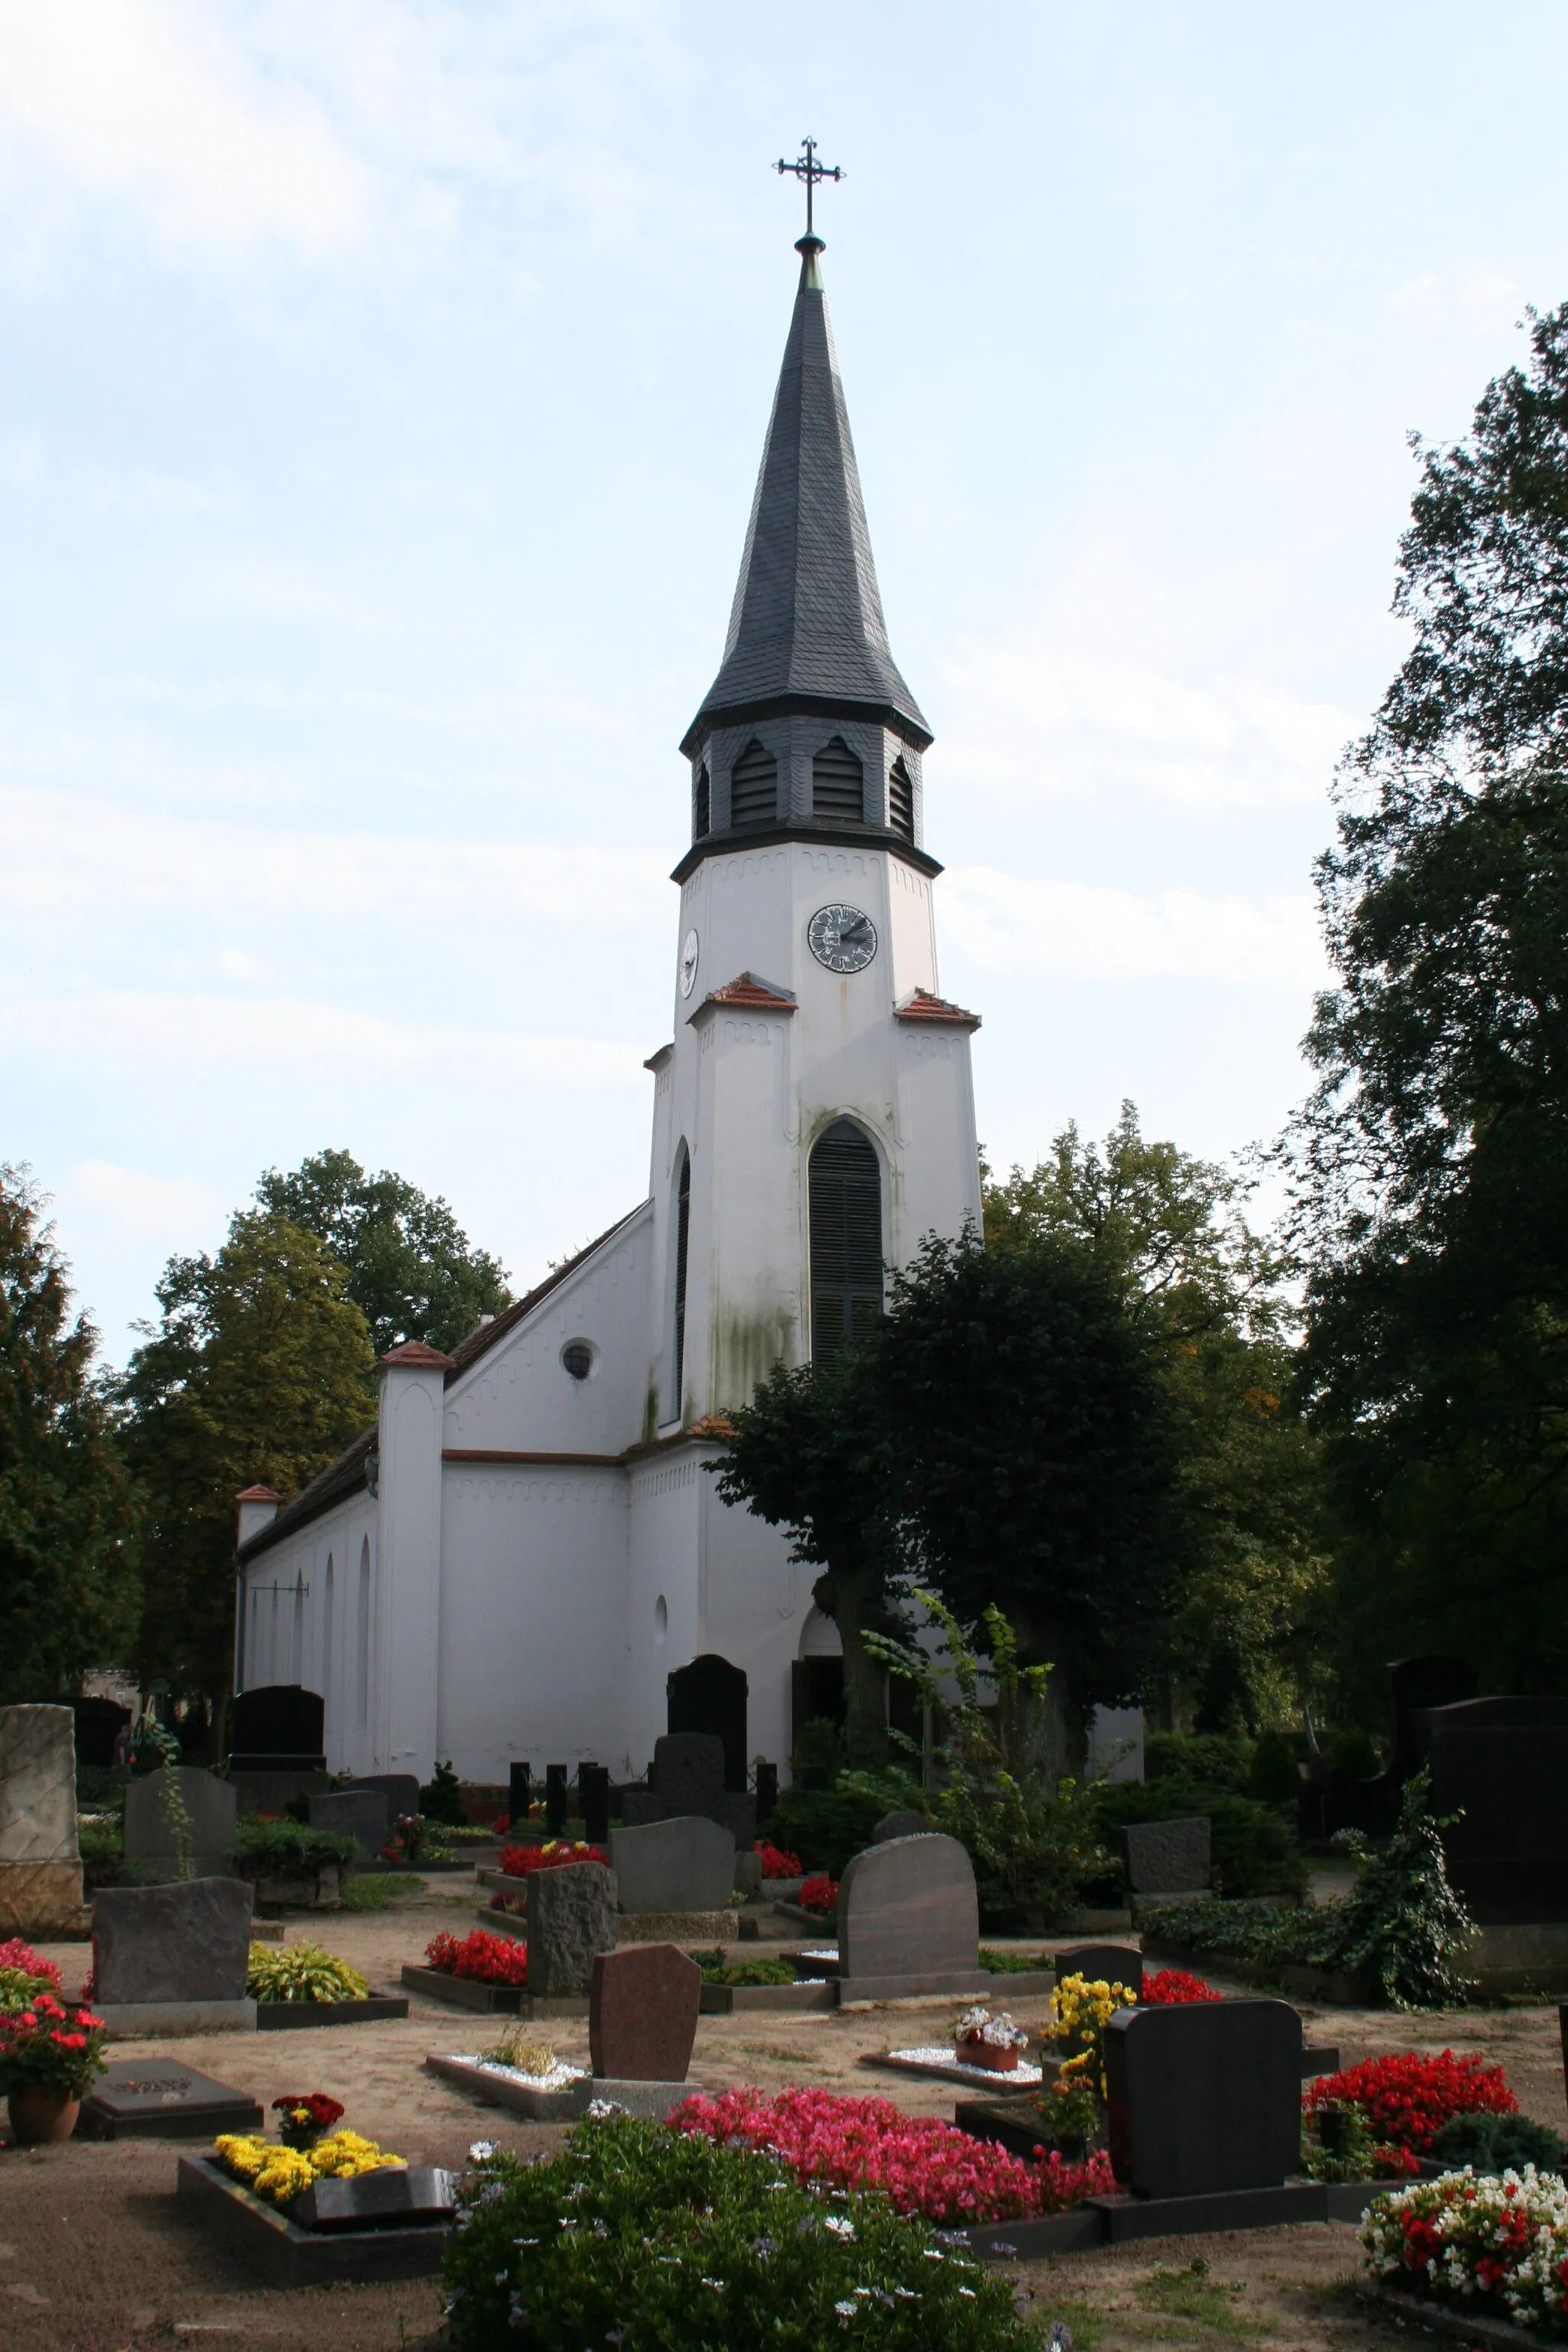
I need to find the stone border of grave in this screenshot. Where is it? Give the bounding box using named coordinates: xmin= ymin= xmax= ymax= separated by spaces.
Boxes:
xmin=175 ymin=2153 xmax=452 ymax=2288
xmin=255 ymin=1991 xmax=409 ymax=2031
xmin=400 ymin=1965 xmax=526 ymax=2014
xmin=697 ymin=1979 xmax=834 ymax=2014
xmin=864 ymin=2049 xmax=1047 ymax=2092
xmin=958 ymin=2176 xmax=1429 ymax=2260
xmin=1354 ymin=2283 xmax=1544 ymax=2352
xmin=94 ymin=1998 xmax=257 ymax=2037
xmin=423 ymin=2050 xmax=584 ymax=2122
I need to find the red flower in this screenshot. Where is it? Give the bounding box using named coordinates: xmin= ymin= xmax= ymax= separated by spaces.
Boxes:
xmin=798 ymin=1873 xmax=838 ymax=1917
xmin=753 ymin=1841 xmax=804 ymax=1879
xmin=498 ymin=1841 xmax=606 ymax=1880
xmin=1304 ymin=2051 xmax=1517 ymax=2154
xmin=425 ymin=1929 xmax=529 ymax=1985
xmin=1141 ymin=1970 xmax=1220 ymax=2005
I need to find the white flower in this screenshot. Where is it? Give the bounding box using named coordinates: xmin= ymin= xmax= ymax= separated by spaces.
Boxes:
xmin=469 ymin=2140 xmax=497 ymax=2161
xmin=825 ymin=2216 xmax=855 ymax=2238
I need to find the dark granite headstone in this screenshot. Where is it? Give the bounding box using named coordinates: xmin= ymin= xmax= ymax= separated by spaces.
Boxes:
xmin=508 ymin=1762 xmax=531 ymax=1828
xmin=667 ymin=1654 xmax=748 ymax=1792
xmin=229 ymin=1684 xmax=325 ymax=1770
xmin=346 ymin=1774 xmax=420 ymax=1826
xmin=755 ymin=1761 xmax=778 ymax=1823
xmin=1389 ymin=1654 xmax=1479 ymax=1784
xmin=544 ymin=1765 xmax=568 ymax=1836
xmin=1053 ymin=1942 xmax=1143 ymax=1998
xmin=123 ymin=1767 xmax=237 ymax=1881
xmin=1106 ymin=1998 xmax=1301 ymax=2198
xmin=1427 ymin=1697 xmax=1568 ymax=1923
xmin=93 ymin=1877 xmax=253 ymax=2004
xmin=526 ymin=1860 xmax=617 ymax=1996
xmin=1124 ymin=1817 xmax=1210 ymax=1896
xmin=653 ymin=1733 xmax=725 ymax=1816
xmin=838 ymin=1833 xmax=978 ymax=1983
xmin=80 ymin=2059 xmax=262 ymax=2140
xmin=609 ymin=1817 xmax=734 ymax=1913
xmin=293 ymin=2166 xmax=458 ymax=2233
xmin=309 ymin=1789 xmax=389 ymax=1860
xmin=874 ymin=1809 xmax=927 ymax=1843
xmin=580 ymin=1764 xmax=610 ymax=1845
xmin=590 ymin=1943 xmax=700 ymax=2080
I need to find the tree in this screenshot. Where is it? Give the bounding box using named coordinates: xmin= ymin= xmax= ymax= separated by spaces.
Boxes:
xmin=117 ymin=1210 xmax=374 ymax=1710
xmin=0 ymin=1168 xmax=139 ymax=1702
xmin=1292 ymin=300 xmax=1568 ymax=1694
xmin=710 ymin=1357 xmax=897 ymax=1761
xmin=255 ymin=1148 xmax=511 ymax=1360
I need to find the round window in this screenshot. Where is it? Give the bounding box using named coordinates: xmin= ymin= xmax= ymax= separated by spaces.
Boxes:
xmin=561 ymin=1341 xmax=593 ymax=1381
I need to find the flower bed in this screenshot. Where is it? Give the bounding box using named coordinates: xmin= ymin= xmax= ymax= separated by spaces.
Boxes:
xmin=0 ymin=1991 xmax=108 ymax=2098
xmin=1305 ymin=2052 xmax=1517 ymax=2156
xmin=1142 ymin=1968 xmax=1220 ymax=2004
xmin=797 ymin=1872 xmax=838 ymax=1919
xmin=426 ymin=1929 xmax=530 ymax=1987
xmin=498 ymin=1839 xmax=606 ymax=1879
xmin=0 ymin=1939 xmax=64 ymax=1999
xmin=215 ymin=2127 xmax=403 ymax=2209
xmin=246 ymin=1941 xmax=368 ymax=2004
xmin=1361 ymin=2167 xmax=1568 ymax=2333
xmin=755 ymin=1841 xmax=803 ymax=1879
xmin=675 ymin=2086 xmax=1115 ymax=2222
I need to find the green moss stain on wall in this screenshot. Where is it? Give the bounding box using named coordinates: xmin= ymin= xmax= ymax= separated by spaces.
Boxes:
xmin=710 ymin=1305 xmax=797 ymax=1416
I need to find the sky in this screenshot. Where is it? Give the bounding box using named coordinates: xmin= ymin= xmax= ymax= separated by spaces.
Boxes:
xmin=5 ymin=0 xmax=1567 ymax=1362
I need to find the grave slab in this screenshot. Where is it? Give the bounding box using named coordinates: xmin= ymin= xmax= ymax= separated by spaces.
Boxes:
xmin=79 ymin=2058 xmax=263 ymax=2139
xmin=1124 ymin=1818 xmax=1211 ymax=1897
xmin=590 ymin=1943 xmax=699 ymax=2081
xmin=836 ymin=1832 xmax=979 ymax=1993
xmin=400 ymin=1964 xmax=526 ymax=2013
xmin=423 ymin=2050 xmax=584 ymax=2120
xmin=309 ymin=1790 xmax=390 ymax=1861
xmin=864 ymin=2048 xmax=1046 ymax=2091
xmin=619 ymin=1908 xmax=737 ymax=1943
xmin=293 ymin=2166 xmax=457 ymax=2233
xmin=256 ymin=1991 xmax=408 ymax=2030
xmin=698 ymin=1978 xmax=835 ymax=2014
xmin=176 ymin=2154 xmax=449 ymax=2286
xmin=93 ymin=1876 xmax=253 ymax=2004
xmin=1105 ymin=1997 xmax=1302 ymax=2199
xmin=609 ymin=1815 xmax=734 ymax=1913
xmin=527 ymin=1861 xmax=617 ymax=1997
xmin=123 ymin=1768 xmax=237 ymax=1882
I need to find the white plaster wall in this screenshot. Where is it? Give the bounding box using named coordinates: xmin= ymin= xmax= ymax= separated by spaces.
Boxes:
xmin=436 ymin=1462 xmax=631 ymax=1780
xmin=697 ymin=1462 xmax=812 ymax=1771
xmin=625 ymin=1448 xmax=703 ymax=1775
xmin=235 ymin=1488 xmax=379 ymax=1774
xmin=376 ymin=1364 xmax=445 ymax=1779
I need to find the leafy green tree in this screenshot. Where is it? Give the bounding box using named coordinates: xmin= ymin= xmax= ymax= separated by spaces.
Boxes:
xmin=117 ymin=1210 xmax=374 ymax=1712
xmin=255 ymin=1148 xmax=511 ymax=1360
xmin=0 ymin=1168 xmax=139 ymax=1702
xmin=1294 ymin=300 xmax=1568 ymax=1694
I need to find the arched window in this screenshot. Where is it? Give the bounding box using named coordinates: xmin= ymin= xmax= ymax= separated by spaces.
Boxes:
xmin=693 ymin=762 xmax=710 ymax=839
xmin=808 ymin=1120 xmax=884 ymax=1362
xmin=729 ymin=738 xmax=778 ymax=828
xmin=357 ymin=1538 xmax=371 ymax=1732
xmin=812 ymin=735 xmax=864 ymax=822
xmin=888 ymin=756 xmax=914 ymax=842
xmin=673 ymin=1145 xmax=691 ymax=1406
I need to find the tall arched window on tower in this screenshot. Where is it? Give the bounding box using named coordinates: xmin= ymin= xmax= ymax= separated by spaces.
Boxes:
xmin=812 ymin=735 xmax=864 ymax=822
xmin=693 ymin=762 xmax=710 ymax=839
xmin=808 ymin=1120 xmax=884 ymax=1362
xmin=729 ymin=738 xmax=778 ymax=827
xmin=888 ymin=756 xmax=915 ymax=842
xmin=673 ymin=1145 xmax=691 ymax=1406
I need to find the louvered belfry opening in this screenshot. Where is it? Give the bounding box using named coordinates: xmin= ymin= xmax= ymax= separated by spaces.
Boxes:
xmin=808 ymin=1119 xmax=884 ymax=1364
xmin=812 ymin=735 xmax=865 ymax=823
xmin=728 ymin=739 xmax=779 ymax=828
xmin=674 ymin=1147 xmax=691 ymax=1403
xmin=888 ymin=756 xmax=914 ymax=842
xmin=693 ymin=763 xmax=710 ymax=840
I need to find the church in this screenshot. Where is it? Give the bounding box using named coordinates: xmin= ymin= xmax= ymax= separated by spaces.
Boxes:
xmin=231 ymin=219 xmax=983 ymax=1788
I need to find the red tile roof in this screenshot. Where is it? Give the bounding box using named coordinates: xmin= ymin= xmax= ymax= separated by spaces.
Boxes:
xmin=234 ymin=1484 xmax=283 ymax=1504
xmin=380 ymin=1340 xmax=453 ymax=1370
xmin=895 ymin=987 xmax=981 ymax=1030
xmin=692 ymin=971 xmax=797 ymax=1014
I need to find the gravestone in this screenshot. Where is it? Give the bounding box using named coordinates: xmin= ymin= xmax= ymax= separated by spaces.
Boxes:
xmin=1124 ymin=1817 xmax=1210 ymax=1898
xmin=1105 ymin=1998 xmax=1301 ymax=2199
xmin=1390 ymin=1654 xmax=1479 ymax=1785
xmin=619 ymin=1733 xmax=756 ymax=1843
xmin=755 ymin=1761 xmax=779 ymax=1823
xmin=1426 ymin=1697 xmax=1568 ymax=1922
xmin=123 ymin=1767 xmax=237 ymax=1881
xmin=609 ymin=1817 xmax=735 ymax=1915
xmin=544 ymin=1765 xmax=568 ymax=1836
xmin=309 ymin=1789 xmax=389 ymax=1861
xmin=1053 ymin=1942 xmax=1144 ymax=1999
xmin=590 ymin=1943 xmax=700 ymax=2081
xmin=294 ymin=2167 xmax=458 ymax=2232
xmin=80 ymin=2058 xmax=262 ymax=2140
xmin=346 ymin=1774 xmax=421 ymax=1826
xmin=526 ymin=1860 xmax=617 ymax=1997
xmin=667 ymin=1653 xmax=748 ymax=1791
xmin=93 ymin=1877 xmax=255 ymax=2029
xmin=580 ymin=1764 xmax=611 ymax=1846
xmin=836 ymin=1832 xmax=983 ymax=1995
xmin=229 ymin=1684 xmax=325 ymax=1770
xmin=0 ymin=1703 xmax=83 ymax=1936
xmin=508 ymin=1761 xmax=531 ymax=1828
xmin=874 ymin=1809 xmax=927 ymax=1843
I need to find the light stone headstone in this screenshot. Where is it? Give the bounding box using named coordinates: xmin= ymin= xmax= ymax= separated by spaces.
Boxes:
xmin=0 ymin=1703 xmax=83 ymax=1936
xmin=526 ymin=1860 xmax=617 ymax=1998
xmin=123 ymin=1768 xmax=237 ymax=1881
xmin=93 ymin=1878 xmax=253 ymax=2004
xmin=837 ymin=1832 xmax=978 ymax=1983
xmin=1124 ymin=1816 xmax=1211 ymax=1896
xmin=308 ymin=1789 xmax=389 ymax=1860
xmin=609 ymin=1817 xmax=735 ymax=1914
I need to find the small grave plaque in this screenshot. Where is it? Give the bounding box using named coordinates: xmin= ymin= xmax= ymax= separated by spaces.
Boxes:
xmin=1124 ymin=1817 xmax=1210 ymax=1896
xmin=309 ymin=1789 xmax=390 ymax=1860
xmin=609 ymin=1816 xmax=734 ymax=1914
xmin=293 ymin=2166 xmax=458 ymax=2233
xmin=527 ymin=1860 xmax=617 ymax=1997
xmin=80 ymin=2058 xmax=262 ymax=2140
xmin=1105 ymin=1998 xmax=1301 ymax=2199
xmin=590 ymin=1943 xmax=700 ymax=2081
xmin=838 ymin=1833 xmax=978 ymax=1984
xmin=1053 ymin=1942 xmax=1143 ymax=1998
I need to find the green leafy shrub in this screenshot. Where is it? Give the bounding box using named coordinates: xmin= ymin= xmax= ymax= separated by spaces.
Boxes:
xmin=419 ymin=1759 xmax=468 ymax=1826
xmin=1144 ymin=1733 xmax=1251 ymax=1792
xmin=246 ymin=1939 xmax=368 ymax=2003
xmin=688 ymin=1949 xmax=797 ymax=1987
xmin=233 ymin=1818 xmax=360 ymax=1874
xmin=1093 ymin=1777 xmax=1307 ymax=1898
xmin=0 ymin=1966 xmax=56 ymax=2012
xmin=1431 ymin=2109 xmax=1568 ymax=2174
xmin=980 ymin=1949 xmax=1054 ymax=1974
xmin=1329 ymin=1727 xmax=1381 ymax=1777
xmin=443 ymin=2113 xmax=1044 ymax=2350
xmin=1246 ymin=1730 xmax=1302 ymax=1805
xmin=758 ymin=1784 xmax=886 ymax=1878
xmin=77 ymin=1814 xmax=122 ymax=1863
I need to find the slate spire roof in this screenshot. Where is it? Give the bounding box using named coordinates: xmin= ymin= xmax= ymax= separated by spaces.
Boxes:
xmin=684 ymin=235 xmax=929 ymax=750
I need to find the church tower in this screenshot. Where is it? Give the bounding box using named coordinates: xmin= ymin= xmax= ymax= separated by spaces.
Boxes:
xmin=643 ymin=228 xmax=982 ymax=1434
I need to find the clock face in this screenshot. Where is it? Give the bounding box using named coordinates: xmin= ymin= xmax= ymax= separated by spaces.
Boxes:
xmin=808 ymin=902 xmax=878 ymax=975
xmin=678 ymin=928 xmax=700 ymax=999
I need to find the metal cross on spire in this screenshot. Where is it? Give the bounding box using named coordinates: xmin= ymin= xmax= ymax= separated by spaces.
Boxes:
xmin=775 ymin=137 xmax=844 ymax=239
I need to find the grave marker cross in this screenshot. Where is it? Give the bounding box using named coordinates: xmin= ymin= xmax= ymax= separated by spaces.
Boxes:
xmin=775 ymin=137 xmax=844 ymax=238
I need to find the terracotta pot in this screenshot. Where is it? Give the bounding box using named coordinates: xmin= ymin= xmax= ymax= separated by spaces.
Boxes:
xmin=958 ymin=2038 xmax=1021 ymax=2073
xmin=7 ymin=2084 xmax=81 ymax=2145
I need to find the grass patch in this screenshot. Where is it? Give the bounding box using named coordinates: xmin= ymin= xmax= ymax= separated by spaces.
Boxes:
xmin=1034 ymin=2301 xmax=1107 ymax=2352
xmin=1135 ymin=2262 xmax=1261 ymax=2341
xmin=338 ymin=1872 xmax=425 ymax=1911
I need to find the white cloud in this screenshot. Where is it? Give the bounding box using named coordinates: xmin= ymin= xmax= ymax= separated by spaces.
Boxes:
xmin=0 ymin=0 xmax=370 ymax=256
xmin=944 ymin=866 xmax=1331 ymax=989
xmin=1392 ymin=266 xmax=1523 ymax=336
xmin=193 ymin=559 xmax=387 ymax=632
xmin=68 ymin=1158 xmax=223 ymax=1238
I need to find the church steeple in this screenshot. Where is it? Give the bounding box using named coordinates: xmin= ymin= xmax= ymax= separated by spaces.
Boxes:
xmin=679 ymin=233 xmax=932 ymax=841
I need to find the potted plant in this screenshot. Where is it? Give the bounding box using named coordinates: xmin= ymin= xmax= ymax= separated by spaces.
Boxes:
xmin=272 ymin=2091 xmax=345 ymax=2150
xmin=0 ymin=1991 xmax=108 ymax=2144
xmin=953 ymin=2005 xmax=1028 ymax=2073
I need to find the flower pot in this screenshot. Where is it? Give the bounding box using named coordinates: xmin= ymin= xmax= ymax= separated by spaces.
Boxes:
xmin=7 ymin=2085 xmax=81 ymax=2145
xmin=958 ymin=2039 xmax=1021 ymax=2073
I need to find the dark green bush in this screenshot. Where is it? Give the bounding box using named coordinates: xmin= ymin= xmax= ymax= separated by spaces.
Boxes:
xmin=1432 ymin=2110 xmax=1568 ymax=2174
xmin=1329 ymin=1727 xmax=1381 ymax=1777
xmin=443 ymin=2114 xmax=1044 ymax=2350
xmin=1143 ymin=1733 xmax=1250 ymax=1792
xmin=233 ymin=1817 xmax=359 ymax=1873
xmin=688 ymin=1949 xmax=798 ymax=1988
xmin=1093 ymin=1777 xmax=1307 ymax=1897
xmin=419 ymin=1759 xmax=468 ymax=1825
xmin=758 ymin=1784 xmax=885 ymax=1877
xmin=1246 ymin=1730 xmax=1301 ymax=1805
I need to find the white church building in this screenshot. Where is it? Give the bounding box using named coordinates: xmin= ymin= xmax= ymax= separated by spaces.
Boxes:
xmin=233 ymin=227 xmax=984 ymax=1787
